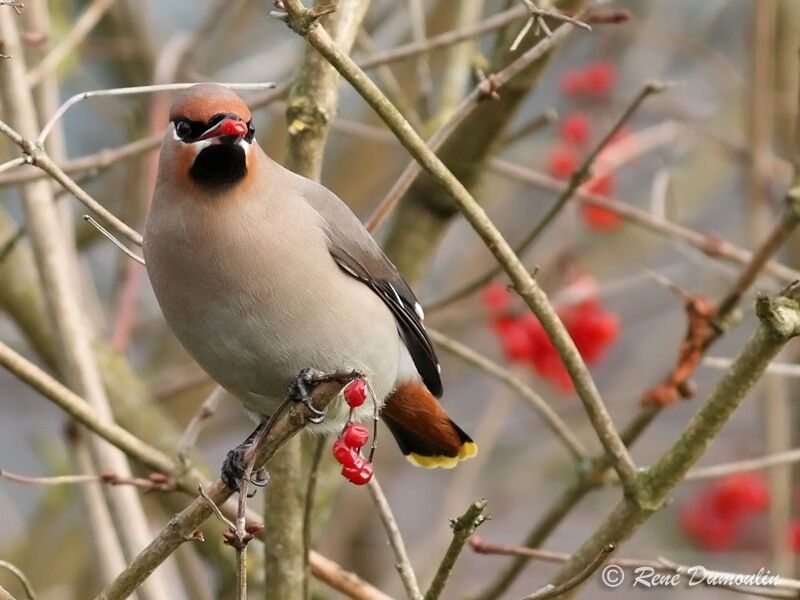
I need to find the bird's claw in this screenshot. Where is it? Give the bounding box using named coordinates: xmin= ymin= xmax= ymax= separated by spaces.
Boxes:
xmin=220 ymin=421 xmax=266 ymax=491
xmin=221 ymin=445 xmax=248 ymax=491
xmin=288 ymin=367 xmax=365 ymax=423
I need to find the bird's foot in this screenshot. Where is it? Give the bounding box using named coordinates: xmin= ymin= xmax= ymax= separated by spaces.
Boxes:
xmin=221 ymin=421 xmax=266 ymax=491
xmin=288 ymin=367 xmax=363 ymax=424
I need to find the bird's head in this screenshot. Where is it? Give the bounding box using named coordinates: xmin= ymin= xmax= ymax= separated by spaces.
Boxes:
xmin=161 ymin=83 xmax=256 ymax=190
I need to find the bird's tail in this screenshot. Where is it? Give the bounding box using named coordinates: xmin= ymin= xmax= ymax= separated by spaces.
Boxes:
xmin=382 ymin=381 xmax=477 ymax=468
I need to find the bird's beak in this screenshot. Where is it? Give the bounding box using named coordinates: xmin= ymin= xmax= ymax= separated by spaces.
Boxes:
xmin=197 ymin=117 xmax=248 ymax=142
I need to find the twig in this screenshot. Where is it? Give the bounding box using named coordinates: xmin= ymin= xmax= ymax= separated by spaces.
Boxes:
xmin=0 ymin=285 xmax=387 ymax=600
xmin=83 ymin=215 xmax=145 ymax=264
xmin=501 ymin=109 xmax=558 ymax=146
xmin=282 ymin=0 xmax=640 ymax=498
xmin=0 ymin=468 xmax=172 ymax=491
xmin=521 ymin=544 xmax=614 ymax=600
xmin=177 ymin=385 xmax=227 ymax=465
xmin=471 ymin=538 xmax=800 ymax=598
xmin=0 ymin=156 xmax=26 ymax=175
xmin=366 ymin=18 xmax=577 ymax=232
xmin=0 ymin=0 xmax=23 ymax=15
xmin=479 ymin=160 xmax=800 ymax=284
xmin=0 ymin=226 xmax=24 ymax=265
xmin=715 ymin=183 xmax=800 ymax=319
xmin=423 ymin=499 xmax=488 ymax=600
xmin=429 ymin=80 xmax=666 ymax=309
xmin=703 ymin=355 xmax=800 ymax=377
xmin=685 ymin=447 xmax=800 ymax=481
xmin=0 ymin=561 xmax=34 ymax=600
xmin=0 ymin=119 xmax=143 ymax=247
xmin=367 ymin=478 xmax=422 ymax=600
xmin=95 ymin=377 xmax=354 ymax=599
xmin=358 ymin=4 xmax=529 ymax=70
xmin=303 ymin=434 xmax=327 ymax=598
xmin=0 ymin=15 xmax=170 ymax=597
xmin=428 ymin=328 xmax=588 ymax=461
xmin=510 ymin=0 xmax=591 ymax=52
xmin=274 ymin=3 xmax=373 ymax=597
xmin=544 ymin=288 xmax=800 ymax=596
xmin=26 ymin=0 xmax=116 ymax=86
xmin=37 ymin=81 xmax=276 ymax=145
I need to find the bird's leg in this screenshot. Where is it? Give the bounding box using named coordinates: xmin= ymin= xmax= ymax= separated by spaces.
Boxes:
xmin=221 ymin=420 xmax=267 ymax=491
xmin=287 ymin=367 xmax=363 ymax=424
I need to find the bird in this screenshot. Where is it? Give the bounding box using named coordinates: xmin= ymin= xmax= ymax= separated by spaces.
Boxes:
xmin=144 ymin=83 xmax=477 ymax=487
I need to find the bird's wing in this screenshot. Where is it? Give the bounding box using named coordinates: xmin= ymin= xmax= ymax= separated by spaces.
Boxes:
xmin=297 ymin=178 xmax=443 ymax=398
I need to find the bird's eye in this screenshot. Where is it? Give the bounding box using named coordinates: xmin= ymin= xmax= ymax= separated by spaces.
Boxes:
xmin=174 ymin=119 xmax=192 ymax=140
xmin=245 ymin=121 xmax=255 ymax=143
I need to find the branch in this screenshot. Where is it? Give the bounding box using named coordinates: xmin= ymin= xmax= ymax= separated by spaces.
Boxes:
xmin=95 ymin=379 xmax=350 ymax=600
xmin=471 ymin=538 xmax=800 ymax=599
xmin=0 ymin=15 xmax=169 ymax=596
xmin=357 ymin=4 xmax=528 ymax=70
xmin=0 ymin=341 xmax=389 ymax=600
xmin=428 ymin=80 xmax=666 ymax=308
xmin=545 ymin=287 xmax=800 ymax=597
xmin=1 ymin=338 xmax=388 ymax=596
xmin=428 ymin=328 xmax=588 ymax=461
xmin=367 ymin=478 xmax=421 ymax=600
xmin=423 ymin=499 xmax=488 ymax=600
xmin=281 ymin=0 xmax=639 ymax=498
xmin=366 ymin=17 xmax=578 ymax=232
xmin=0 ymin=561 xmax=34 ymax=600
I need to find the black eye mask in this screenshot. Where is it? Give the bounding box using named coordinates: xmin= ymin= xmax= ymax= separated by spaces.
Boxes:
xmin=173 ymin=115 xmax=255 ymax=144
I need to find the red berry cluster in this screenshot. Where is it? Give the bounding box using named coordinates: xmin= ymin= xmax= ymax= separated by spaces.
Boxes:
xmin=560 ymin=60 xmax=616 ymax=99
xmin=332 ymin=379 xmax=374 ymax=485
xmin=680 ymin=474 xmax=768 ymax=551
xmin=548 ymin=59 xmax=623 ymax=231
xmin=483 ymin=279 xmax=619 ymax=393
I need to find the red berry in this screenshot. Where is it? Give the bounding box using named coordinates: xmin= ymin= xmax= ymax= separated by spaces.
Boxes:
xmin=342 ymin=459 xmax=373 ymax=486
xmin=332 ymin=439 xmax=358 ymax=467
xmin=342 ymin=423 xmax=369 ymax=449
xmin=492 ymin=316 xmax=533 ymax=363
xmin=713 ymin=474 xmax=769 ymax=515
xmin=790 ymin=521 xmax=800 ymax=553
xmin=566 ymin=301 xmax=620 ymax=364
xmin=482 ymin=282 xmax=511 ymax=313
xmin=343 ymin=379 xmax=367 ymax=408
xmin=680 ymin=498 xmax=738 ymax=551
xmin=548 ymin=146 xmax=579 ymax=180
xmin=583 ymin=60 xmax=616 ymax=97
xmin=586 ymin=172 xmax=615 ymax=197
xmin=559 ymin=112 xmax=591 ymax=146
xmin=582 ymin=204 xmax=622 ymax=231
xmin=560 ymin=69 xmax=587 ymax=97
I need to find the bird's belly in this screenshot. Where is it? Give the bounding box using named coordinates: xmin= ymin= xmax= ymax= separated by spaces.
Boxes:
xmin=150 ymin=244 xmax=402 ymax=416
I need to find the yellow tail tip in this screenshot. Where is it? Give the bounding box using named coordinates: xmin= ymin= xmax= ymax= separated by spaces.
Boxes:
xmin=406 ymin=442 xmax=479 ymax=469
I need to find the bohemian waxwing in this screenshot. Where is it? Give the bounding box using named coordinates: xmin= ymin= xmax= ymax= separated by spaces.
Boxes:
xmin=144 ymin=83 xmax=476 ymax=487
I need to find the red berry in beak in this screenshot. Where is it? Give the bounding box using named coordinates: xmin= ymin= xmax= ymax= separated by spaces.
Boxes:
xmin=332 ymin=439 xmax=358 ymax=467
xmin=344 ymin=379 xmax=367 ymax=408
xmin=342 ymin=423 xmax=369 ymax=449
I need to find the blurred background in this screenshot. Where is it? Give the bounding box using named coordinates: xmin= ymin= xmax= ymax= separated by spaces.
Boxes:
xmin=1 ymin=0 xmax=800 ymax=598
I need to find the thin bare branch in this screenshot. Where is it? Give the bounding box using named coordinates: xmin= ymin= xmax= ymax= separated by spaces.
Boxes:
xmin=0 ymin=561 xmax=34 ymax=600
xmin=367 ymin=478 xmax=422 ymax=600
xmin=424 ymin=499 xmax=488 ymax=600
xmin=428 ymin=328 xmax=588 ymax=461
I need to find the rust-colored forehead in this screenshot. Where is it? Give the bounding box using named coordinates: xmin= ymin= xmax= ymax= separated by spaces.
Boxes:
xmin=169 ymin=84 xmax=252 ymax=123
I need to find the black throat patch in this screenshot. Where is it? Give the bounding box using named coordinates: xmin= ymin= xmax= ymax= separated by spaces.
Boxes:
xmin=189 ymin=143 xmax=247 ymax=188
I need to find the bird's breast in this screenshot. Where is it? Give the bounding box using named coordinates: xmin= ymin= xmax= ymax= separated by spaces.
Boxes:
xmin=143 ymin=191 xmax=401 ymax=408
